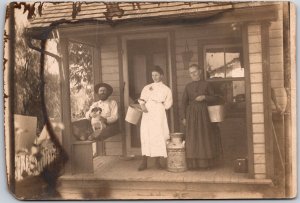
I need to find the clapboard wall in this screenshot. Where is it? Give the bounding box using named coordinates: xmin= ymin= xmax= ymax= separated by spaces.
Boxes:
xmin=98 ymin=36 xmax=122 ymax=156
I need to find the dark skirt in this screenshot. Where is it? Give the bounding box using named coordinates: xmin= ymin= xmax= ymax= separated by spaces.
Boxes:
xmin=185 ymin=101 xmax=219 ymax=162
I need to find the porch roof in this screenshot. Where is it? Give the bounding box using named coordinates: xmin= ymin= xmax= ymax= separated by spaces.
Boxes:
xmin=28 ymin=2 xmax=278 ymax=29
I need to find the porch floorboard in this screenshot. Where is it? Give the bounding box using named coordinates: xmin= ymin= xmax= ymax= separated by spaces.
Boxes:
xmin=61 ymin=156 xmax=272 ymax=185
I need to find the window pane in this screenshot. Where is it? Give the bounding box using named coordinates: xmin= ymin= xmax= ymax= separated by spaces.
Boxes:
xmin=232 ymin=81 xmax=245 ymax=102
xmin=225 ymin=48 xmax=244 ymax=78
xmin=206 ymin=48 xmax=225 ymax=78
xmin=68 ymin=42 xmax=94 ymax=121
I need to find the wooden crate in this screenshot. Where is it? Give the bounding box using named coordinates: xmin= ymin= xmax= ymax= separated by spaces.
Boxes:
xmin=72 ymin=141 xmax=94 ymax=174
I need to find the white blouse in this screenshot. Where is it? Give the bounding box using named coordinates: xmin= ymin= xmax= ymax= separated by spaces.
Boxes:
xmin=140 ymin=82 xmax=173 ymax=110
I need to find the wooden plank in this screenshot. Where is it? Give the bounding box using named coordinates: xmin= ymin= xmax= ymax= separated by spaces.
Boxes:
xmin=251 ymin=83 xmax=263 ymax=93
xmin=117 ymin=36 xmax=126 ymax=156
xmin=270 ymin=71 xmax=283 ymax=80
xmin=261 ymin=22 xmax=274 ymax=179
xmin=60 ymin=38 xmax=73 ymax=174
xmin=102 ymin=67 xmax=119 ymax=74
xmin=270 ymin=54 xmax=283 ymax=63
xmin=250 ymin=73 xmax=263 ymax=83
xmin=253 ymin=144 xmax=266 ymax=154
xmin=93 ymin=47 xmax=102 ymax=85
xmin=72 ymin=141 xmax=94 ymax=174
xmin=251 ymin=93 xmax=263 ymax=103
xmin=248 ymin=35 xmax=262 ymax=44
xmin=101 ymin=59 xmax=119 ymax=67
xmin=269 ymin=38 xmax=283 ymax=47
xmin=170 ymin=31 xmax=180 ymax=131
xmin=100 ymin=45 xmax=118 ymax=52
xmin=253 ymin=133 xmax=265 ymax=144
xmin=269 ymin=30 xmax=283 ymax=39
xmin=249 ymin=53 xmax=262 ymax=63
xmin=248 ymin=43 xmax=262 ymax=54
xmin=92 ymin=46 xmax=104 ymax=155
xmin=270 ymin=45 xmax=283 ymax=54
xmin=242 ymin=24 xmax=255 ymax=178
xmin=270 ymin=79 xmax=284 ymax=88
xmin=100 ymin=52 xmax=119 ymax=60
xmin=253 ymin=124 xmax=265 ymax=133
xmin=252 ymin=113 xmax=265 ymax=123
xmin=102 ymin=73 xmax=120 ymax=81
xmin=283 ymin=2 xmax=294 ymax=196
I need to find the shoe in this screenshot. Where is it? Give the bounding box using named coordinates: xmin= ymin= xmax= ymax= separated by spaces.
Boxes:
xmin=87 ymin=135 xmax=95 ymax=141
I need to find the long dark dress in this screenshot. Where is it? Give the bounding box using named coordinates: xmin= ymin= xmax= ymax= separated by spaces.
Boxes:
xmin=182 ymin=80 xmax=219 ymax=168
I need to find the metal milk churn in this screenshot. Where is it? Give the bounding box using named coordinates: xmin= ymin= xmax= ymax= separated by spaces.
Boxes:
xmin=166 ymin=133 xmax=187 ymax=172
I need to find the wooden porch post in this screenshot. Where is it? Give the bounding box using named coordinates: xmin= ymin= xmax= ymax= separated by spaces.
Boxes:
xmin=169 ymin=31 xmax=180 ymax=132
xmin=92 ymin=45 xmax=105 ymax=156
xmin=117 ymin=35 xmax=127 ymax=156
xmin=261 ymin=21 xmax=274 ymax=179
xmin=59 ymin=38 xmax=73 ymax=174
xmin=242 ymin=23 xmax=254 ymax=178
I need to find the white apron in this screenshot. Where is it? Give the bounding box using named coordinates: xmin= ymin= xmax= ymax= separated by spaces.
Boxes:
xmin=139 ymin=82 xmax=173 ymax=157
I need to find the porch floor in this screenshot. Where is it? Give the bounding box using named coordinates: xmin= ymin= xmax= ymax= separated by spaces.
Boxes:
xmin=57 ymin=156 xmax=275 ymax=199
xmin=61 ymin=155 xmax=271 ymax=184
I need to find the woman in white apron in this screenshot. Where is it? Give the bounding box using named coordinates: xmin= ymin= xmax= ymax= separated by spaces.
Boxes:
xmin=138 ymin=66 xmax=173 ymax=171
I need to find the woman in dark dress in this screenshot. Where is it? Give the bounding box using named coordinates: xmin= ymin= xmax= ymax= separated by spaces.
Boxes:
xmin=182 ymin=64 xmax=219 ymax=169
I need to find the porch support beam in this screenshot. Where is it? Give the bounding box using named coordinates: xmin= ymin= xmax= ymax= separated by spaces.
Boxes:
xmin=169 ymin=31 xmax=180 ymax=132
xmin=246 ymin=23 xmax=269 ymax=179
xmin=117 ymin=35 xmax=127 ymax=156
xmin=242 ymin=23 xmax=254 ymax=178
xmin=261 ymin=22 xmax=274 ymax=179
xmin=59 ymin=38 xmax=73 ymax=174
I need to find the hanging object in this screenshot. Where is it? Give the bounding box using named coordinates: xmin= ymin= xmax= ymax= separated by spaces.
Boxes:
xmin=181 ymin=40 xmax=193 ymax=69
xmin=208 ymin=105 xmax=225 ymax=122
xmin=125 ymin=104 xmax=142 ymax=125
xmin=271 ymin=87 xmax=288 ymax=113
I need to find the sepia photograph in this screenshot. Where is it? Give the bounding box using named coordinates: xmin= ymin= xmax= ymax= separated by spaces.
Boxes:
xmin=2 ymin=0 xmax=297 ymax=200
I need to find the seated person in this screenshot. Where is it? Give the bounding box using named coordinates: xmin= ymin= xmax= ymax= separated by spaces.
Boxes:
xmin=85 ymin=82 xmax=119 ymax=141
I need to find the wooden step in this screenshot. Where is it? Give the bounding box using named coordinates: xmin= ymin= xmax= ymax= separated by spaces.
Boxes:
xmin=57 ymin=177 xmax=275 ymax=199
xmin=56 ymin=157 xmax=281 ymax=200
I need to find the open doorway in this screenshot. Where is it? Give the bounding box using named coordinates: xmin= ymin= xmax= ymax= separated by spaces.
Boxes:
xmin=122 ymin=34 xmax=172 ymax=155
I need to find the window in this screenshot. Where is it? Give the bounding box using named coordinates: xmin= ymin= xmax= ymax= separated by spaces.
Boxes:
xmin=68 ymin=42 xmax=94 ymax=121
xmin=203 ymin=44 xmax=245 ymax=117
xmin=205 ymin=45 xmax=244 ymax=79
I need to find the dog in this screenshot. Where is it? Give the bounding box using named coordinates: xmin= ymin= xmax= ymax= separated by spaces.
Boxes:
xmin=90 ymin=107 xmax=106 ymax=133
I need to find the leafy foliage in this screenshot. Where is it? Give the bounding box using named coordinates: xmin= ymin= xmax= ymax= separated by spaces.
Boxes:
xmin=69 ymin=42 xmax=93 ymax=91
xmin=14 ymin=23 xmax=61 ymax=131
xmin=68 ymin=42 xmax=94 ymax=121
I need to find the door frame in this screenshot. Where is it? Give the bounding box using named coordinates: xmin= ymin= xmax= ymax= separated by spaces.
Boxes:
xmin=121 ymin=32 xmax=174 ymax=155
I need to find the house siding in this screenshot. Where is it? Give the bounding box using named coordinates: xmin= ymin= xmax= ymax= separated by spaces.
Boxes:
xmin=269 ymin=6 xmax=285 ymax=110
xmin=248 ymin=24 xmax=267 ymax=179
xmin=100 ymin=37 xmax=120 ymax=104
xmin=99 ymin=37 xmax=122 ymax=156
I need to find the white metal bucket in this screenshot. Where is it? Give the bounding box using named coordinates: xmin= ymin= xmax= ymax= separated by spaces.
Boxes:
xmin=208 ymin=105 xmax=225 ymax=122
xmin=125 ymin=104 xmax=142 ymax=125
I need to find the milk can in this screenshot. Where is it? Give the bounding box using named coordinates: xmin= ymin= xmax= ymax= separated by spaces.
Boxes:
xmin=166 ymin=133 xmax=187 ymax=172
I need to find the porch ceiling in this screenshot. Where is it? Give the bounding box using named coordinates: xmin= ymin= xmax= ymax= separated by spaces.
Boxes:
xmin=27 ymin=2 xmax=279 ymax=40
